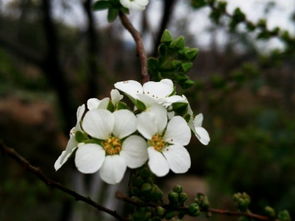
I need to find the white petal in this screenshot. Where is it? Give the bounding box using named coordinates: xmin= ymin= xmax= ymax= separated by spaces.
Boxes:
xmin=76 ymin=104 xmax=85 ymax=122
xmin=194 ymin=113 xmax=204 ymax=127
xmin=137 ymin=112 xmax=158 ymax=139
xmin=113 ymin=110 xmax=137 ymax=139
xmin=162 ymin=144 xmax=191 ymax=174
xmin=167 ymin=111 xmax=175 ymax=120
xmin=143 ymin=81 xmax=173 ymax=99
xmin=74 ymin=143 xmax=105 ymax=174
xmin=111 ymin=89 xmax=123 ymax=105
xmin=97 ymin=97 xmax=110 ymax=109
xmin=194 ymin=127 xmax=210 ymax=145
xmin=164 ymin=116 xmax=191 ymax=145
xmin=82 ymin=109 xmax=114 ymax=139
xmin=137 ymin=94 xmax=157 ymax=106
xmin=54 ymin=135 xmax=77 ymax=171
xmin=160 ymin=79 xmax=174 ymax=87
xmin=87 ymin=98 xmax=100 ymax=110
xmin=121 ymin=135 xmax=148 ymax=168
xmin=114 ymin=80 xmax=143 ymax=99
xmin=146 ymin=104 xmax=167 ymax=133
xmin=147 ymin=147 xmax=169 ymax=177
xmin=163 ymin=95 xmax=187 ymax=107
xmin=99 ymin=155 xmax=127 ymax=184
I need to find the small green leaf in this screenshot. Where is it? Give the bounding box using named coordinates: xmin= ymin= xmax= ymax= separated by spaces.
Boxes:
xmin=170 ymin=36 xmax=185 ymax=49
xmin=181 ymin=62 xmax=193 ymax=72
xmin=92 ymin=1 xmax=111 ymax=11
xmin=185 ymin=48 xmax=199 ymax=60
xmin=161 ymin=30 xmax=173 ymax=43
xmin=107 ymin=8 xmax=118 ymax=22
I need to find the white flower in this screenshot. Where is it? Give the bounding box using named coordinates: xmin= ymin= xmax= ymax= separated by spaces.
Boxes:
xmin=191 ymin=113 xmax=210 ymax=145
xmin=75 ymin=109 xmax=148 ymax=184
xmin=120 ymin=0 xmax=149 ymax=10
xmin=87 ymin=89 xmax=123 ymax=110
xmin=54 ymin=104 xmax=86 ymax=171
xmin=114 ymin=79 xmax=186 ymax=107
xmin=137 ymin=109 xmax=191 ymax=177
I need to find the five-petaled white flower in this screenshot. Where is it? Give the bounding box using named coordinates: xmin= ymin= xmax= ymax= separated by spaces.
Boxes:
xmin=137 ymin=108 xmax=191 ymax=177
xmin=120 ymin=0 xmax=149 ymax=10
xmin=76 ymin=109 xmax=148 ymax=184
xmin=87 ymin=89 xmax=123 ymax=110
xmin=54 ymin=104 xmax=85 ymax=171
xmin=114 ymin=79 xmax=186 ymax=107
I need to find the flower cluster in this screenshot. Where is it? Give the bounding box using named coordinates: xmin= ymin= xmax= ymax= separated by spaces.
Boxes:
xmin=54 ymin=79 xmax=210 ymax=184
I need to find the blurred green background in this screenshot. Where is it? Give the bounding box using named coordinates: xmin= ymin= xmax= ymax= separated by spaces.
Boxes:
xmin=0 ymin=0 xmax=294 ymax=220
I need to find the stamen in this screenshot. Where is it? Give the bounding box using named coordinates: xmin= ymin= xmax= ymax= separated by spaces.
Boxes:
xmin=148 ymin=134 xmax=166 ymax=152
xmin=103 ymin=136 xmax=122 ymax=155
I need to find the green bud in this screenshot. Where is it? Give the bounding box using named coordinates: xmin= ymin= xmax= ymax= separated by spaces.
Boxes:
xmin=141 ymin=183 xmax=152 ymax=192
xmin=195 ymin=193 xmax=210 ymax=210
xmin=264 ymin=206 xmax=276 ymax=218
xmin=278 ymin=210 xmax=291 ymax=221
xmin=161 ymin=30 xmax=173 ymax=43
xmin=135 ymin=99 xmax=146 ymax=111
xmin=233 ymin=192 xmax=251 ymax=211
xmin=170 ymin=36 xmax=185 ymax=49
xmin=117 ymin=101 xmax=128 ymax=110
xmin=179 ymin=192 xmax=188 ymax=203
xmin=156 ymin=206 xmax=165 ymax=217
xmin=173 ymin=185 xmax=183 ymax=193
xmin=188 ymin=203 xmax=201 ymax=217
xmin=168 ymin=191 xmax=179 ymax=203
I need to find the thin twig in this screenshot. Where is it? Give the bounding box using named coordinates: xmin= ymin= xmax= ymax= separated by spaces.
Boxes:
xmin=0 ymin=143 xmax=126 ymax=221
xmin=116 ymin=191 xmax=273 ymax=221
xmin=119 ymin=12 xmax=149 ymax=83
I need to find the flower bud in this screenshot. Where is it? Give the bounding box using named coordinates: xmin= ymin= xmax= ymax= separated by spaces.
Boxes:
xmin=168 ymin=191 xmax=179 ymax=204
xmin=179 ymin=192 xmax=188 ymax=203
xmin=264 ymin=206 xmax=276 ymax=218
xmin=156 ymin=206 xmax=165 ymax=217
xmin=278 ymin=210 xmax=291 ymax=221
xmin=188 ymin=203 xmax=201 ymax=216
xmin=195 ymin=193 xmax=210 ymax=210
xmin=173 ymin=185 xmax=183 ymax=193
xmin=233 ymin=192 xmax=250 ymax=211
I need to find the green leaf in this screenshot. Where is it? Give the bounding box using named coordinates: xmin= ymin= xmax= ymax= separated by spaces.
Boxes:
xmin=92 ymin=1 xmax=111 ymax=11
xmin=161 ymin=30 xmax=173 ymax=43
xmin=107 ymin=8 xmax=118 ymax=22
xmin=185 ymin=48 xmax=199 ymax=60
xmin=170 ymin=36 xmax=185 ymax=49
xmin=181 ymin=62 xmax=193 ymax=72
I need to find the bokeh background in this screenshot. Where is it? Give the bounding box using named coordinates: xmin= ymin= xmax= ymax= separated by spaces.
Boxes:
xmin=0 ymin=0 xmax=294 ymax=220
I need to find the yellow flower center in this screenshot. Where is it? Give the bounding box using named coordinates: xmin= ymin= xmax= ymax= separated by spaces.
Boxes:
xmin=103 ymin=136 xmax=122 ymax=155
xmin=148 ymin=134 xmax=166 ymax=152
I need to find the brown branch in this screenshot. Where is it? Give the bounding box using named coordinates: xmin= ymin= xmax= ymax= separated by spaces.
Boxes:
xmin=116 ymin=191 xmax=273 ymax=221
xmin=0 ymin=143 xmax=126 ymax=221
xmin=119 ymin=12 xmax=149 ymax=83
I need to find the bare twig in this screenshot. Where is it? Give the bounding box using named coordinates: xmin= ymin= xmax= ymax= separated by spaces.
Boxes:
xmin=119 ymin=12 xmax=149 ymax=83
xmin=116 ymin=191 xmax=273 ymax=221
xmin=0 ymin=143 xmax=126 ymax=221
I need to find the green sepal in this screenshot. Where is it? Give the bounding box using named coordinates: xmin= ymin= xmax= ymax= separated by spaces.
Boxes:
xmin=107 ymin=101 xmax=115 ymax=112
xmin=83 ymin=138 xmax=101 ymax=145
xmin=117 ymin=101 xmax=128 ymax=110
xmin=135 ymin=99 xmax=146 ymax=112
xmin=75 ymin=131 xmax=89 ymax=143
xmin=92 ymin=0 xmax=111 ymax=11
